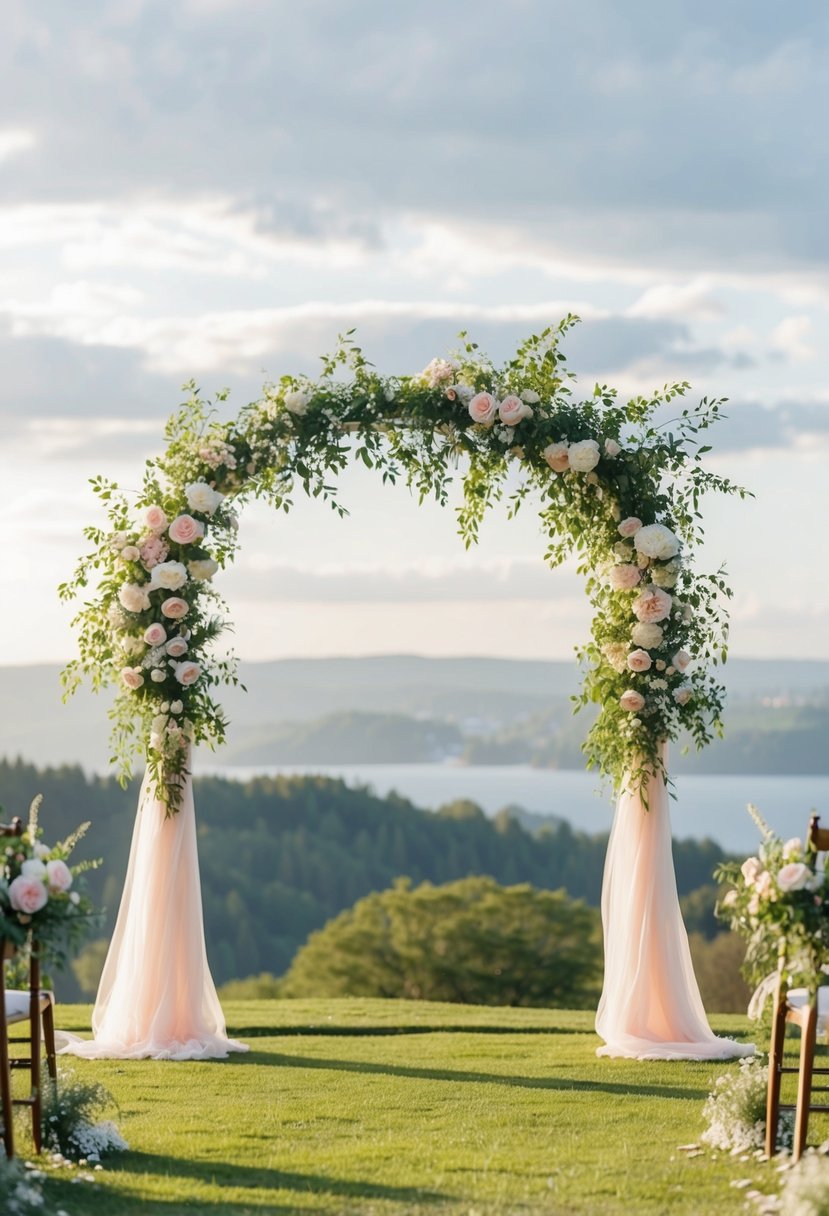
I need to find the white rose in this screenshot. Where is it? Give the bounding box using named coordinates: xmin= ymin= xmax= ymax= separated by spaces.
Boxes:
xmin=284 ymin=388 xmax=312 ymax=415
xmin=634 ymin=523 xmax=681 ymax=561
xmin=33 ymin=843 xmax=50 ymax=860
xmin=568 ymin=439 xmax=601 ymax=472
xmin=777 ymin=862 xmax=812 ymax=893
xmin=604 ymin=438 xmax=621 ymax=458
xmin=185 ymin=482 xmax=224 ymax=517
xmin=149 ymin=560 xmax=188 ymax=591
xmin=673 ymin=684 xmax=693 ymax=706
xmin=151 ymin=669 xmax=166 ymax=682
xmin=782 ymin=837 xmax=803 ymax=860
xmin=170 ymin=700 xmax=183 ymax=714
xmin=631 ymin=622 xmax=664 ymax=649
xmin=187 ymin=558 xmax=219 ymax=582
xmin=120 ymin=545 xmax=141 ymax=562
xmin=118 ymin=583 xmax=150 ymax=614
xmin=521 ymin=389 xmax=540 ymax=404
xmin=21 ymin=858 xmax=46 ymax=879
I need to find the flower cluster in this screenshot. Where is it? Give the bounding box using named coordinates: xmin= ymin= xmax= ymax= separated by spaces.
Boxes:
xmin=701 ymin=1056 xmax=792 ymax=1154
xmin=0 ymin=797 xmax=100 ymax=966
xmin=61 ymin=317 xmax=743 ymax=810
xmin=0 ymin=1158 xmax=47 ymax=1216
xmin=715 ymin=807 xmax=829 ymax=992
xmin=42 ymin=1068 xmax=128 ymax=1163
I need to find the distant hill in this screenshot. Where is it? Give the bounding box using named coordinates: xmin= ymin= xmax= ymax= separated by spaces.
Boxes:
xmin=0 ymin=656 xmax=827 ymax=773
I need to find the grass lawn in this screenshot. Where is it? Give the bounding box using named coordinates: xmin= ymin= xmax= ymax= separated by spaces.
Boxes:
xmin=8 ymin=999 xmax=816 ymax=1215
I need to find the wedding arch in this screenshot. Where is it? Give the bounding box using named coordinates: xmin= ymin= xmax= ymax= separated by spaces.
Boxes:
xmin=59 ymin=315 xmax=753 ymax=1062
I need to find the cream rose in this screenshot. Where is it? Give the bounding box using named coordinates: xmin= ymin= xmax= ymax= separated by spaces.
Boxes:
xmin=46 ymin=859 xmax=73 ymax=893
xmin=9 ymin=874 xmax=48 ymax=914
xmin=160 ymin=597 xmax=189 ymax=620
xmin=777 ymin=862 xmax=811 ymax=893
xmin=143 ymin=623 xmax=167 ymax=646
xmin=783 ymin=837 xmax=803 ymax=860
xmin=170 ymin=700 xmax=184 ymax=714
xmin=118 ymin=583 xmax=150 ymax=614
xmin=121 ymin=666 xmax=145 ymax=690
xmin=468 ymin=392 xmax=498 ymax=426
xmin=741 ymin=857 xmax=762 ymax=884
xmin=168 ymin=515 xmax=205 ymax=545
xmin=627 ymin=649 xmax=652 ymax=673
xmin=634 ymin=523 xmax=681 ymax=560
xmin=618 ymin=517 xmax=642 ymax=538
xmin=120 ymin=545 xmax=141 ymax=562
xmin=284 ymin=388 xmax=312 ymax=414
xmin=150 ymin=560 xmax=188 ymax=591
xmin=521 ymin=389 xmax=540 ymax=404
xmin=165 ymin=637 xmax=189 ymax=658
xmin=185 ymin=482 xmax=224 ymax=516
xmin=602 ymin=642 xmax=629 ymax=673
xmin=604 ymin=438 xmax=621 ymax=458
xmin=633 ymin=586 xmax=673 ymax=623
xmin=608 ymin=564 xmax=641 ymax=592
xmin=174 ymin=660 xmax=201 ymax=686
xmin=568 ymin=439 xmax=601 ymax=472
xmin=543 ymin=442 xmax=570 ymax=472
xmin=498 ymin=395 xmax=532 ymax=425
xmin=673 ymin=684 xmax=693 ymax=706
xmin=672 ymin=650 xmax=691 ymax=673
xmin=144 ymin=505 xmax=168 ymax=532
xmin=188 ymin=558 xmax=219 ymax=582
xmin=21 ymin=858 xmax=46 ymax=879
xmin=631 ymin=622 xmax=664 ymax=649
xmin=619 ymin=690 xmax=646 ymax=713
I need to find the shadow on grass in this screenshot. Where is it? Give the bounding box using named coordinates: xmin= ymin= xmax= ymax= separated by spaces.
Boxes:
xmin=104 ymin=1152 xmax=448 ymax=1205
xmin=227 ymin=1023 xmax=589 ymax=1039
xmin=237 ymin=1050 xmax=711 ymax=1100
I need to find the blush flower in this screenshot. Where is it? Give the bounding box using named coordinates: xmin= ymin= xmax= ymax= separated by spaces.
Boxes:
xmin=168 ymin=515 xmax=205 ymax=545
xmin=118 ymin=584 xmax=150 ymax=614
xmin=45 ymin=859 xmax=73 ymax=893
xmin=121 ymin=666 xmax=145 ymax=690
xmin=160 ymin=597 xmax=189 ymax=620
xmin=174 ymin=660 xmax=201 ymax=686
xmin=627 ymin=649 xmax=652 ymax=673
xmin=604 ymin=438 xmax=621 ymax=458
xmin=468 ymin=392 xmax=498 ymax=426
xmin=568 ymin=439 xmax=601 ymax=472
xmin=777 ymin=862 xmax=812 ymax=893
xmin=543 ymin=443 xmax=570 ymax=472
xmin=9 ymin=875 xmax=48 ymax=914
xmin=498 ymin=395 xmax=533 ymax=425
xmin=618 ymin=517 xmax=642 ymax=538
xmin=608 ymin=564 xmax=641 ymax=591
xmin=144 ymin=505 xmax=168 ymax=532
xmin=165 ymin=637 xmax=189 ymax=658
xmin=672 ymin=650 xmax=691 ymax=672
xmin=143 ymin=623 xmax=167 ymax=646
xmin=673 ymin=684 xmax=693 ymax=706
xmin=633 ymin=586 xmax=673 ymax=623
xmin=140 ymin=534 xmax=169 ymax=569
xmin=619 ymin=690 xmax=646 ymax=713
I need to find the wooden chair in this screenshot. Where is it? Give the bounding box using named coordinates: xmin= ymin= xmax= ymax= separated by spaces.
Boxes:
xmin=766 ymin=812 xmax=829 ymax=1161
xmin=0 ymin=817 xmax=58 ymax=1159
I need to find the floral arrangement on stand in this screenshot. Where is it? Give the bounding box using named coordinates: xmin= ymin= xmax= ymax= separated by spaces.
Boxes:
xmin=0 ymin=796 xmax=100 ymax=967
xmin=60 ymin=316 xmax=747 ymax=814
xmin=715 ymin=806 xmax=829 ymax=997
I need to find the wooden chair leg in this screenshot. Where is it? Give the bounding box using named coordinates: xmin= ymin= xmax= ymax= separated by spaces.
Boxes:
xmin=29 ymin=974 xmax=42 ymax=1154
xmin=793 ymin=1004 xmax=818 ymax=1163
xmin=0 ymin=963 xmax=13 ymax=1160
xmin=766 ymin=993 xmax=787 ymax=1157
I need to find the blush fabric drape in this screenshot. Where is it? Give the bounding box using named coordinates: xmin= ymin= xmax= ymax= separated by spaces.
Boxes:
xmin=595 ymin=749 xmax=754 ymax=1061
xmin=60 ymin=763 xmax=247 ymax=1061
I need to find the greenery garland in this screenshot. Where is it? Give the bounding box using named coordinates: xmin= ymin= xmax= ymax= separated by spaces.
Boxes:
xmin=60 ymin=316 xmax=747 ymax=813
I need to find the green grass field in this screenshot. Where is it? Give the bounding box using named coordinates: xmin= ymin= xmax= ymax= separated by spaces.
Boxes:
xmin=10 ymin=999 xmax=805 ymax=1215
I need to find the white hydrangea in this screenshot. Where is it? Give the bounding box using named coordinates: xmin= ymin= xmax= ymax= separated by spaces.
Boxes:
xmin=633 ymin=523 xmax=680 ymax=560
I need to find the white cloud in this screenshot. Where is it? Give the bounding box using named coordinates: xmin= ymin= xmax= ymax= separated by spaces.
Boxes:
xmin=770 ymin=315 xmax=815 ymax=361
xmin=627 ymin=279 xmax=725 ymax=322
xmin=0 ymin=128 xmax=37 ymax=163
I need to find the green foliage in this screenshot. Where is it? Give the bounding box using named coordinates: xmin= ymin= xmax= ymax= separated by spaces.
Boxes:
xmin=281 ymin=876 xmax=602 ymax=1007
xmin=41 ymin=1067 xmax=127 ymax=1161
xmin=59 ymin=320 xmax=747 ymax=811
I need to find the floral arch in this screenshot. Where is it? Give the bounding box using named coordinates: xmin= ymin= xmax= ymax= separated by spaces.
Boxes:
xmin=58 ymin=315 xmax=753 ymax=1064
xmin=62 ymin=316 xmax=742 ymax=814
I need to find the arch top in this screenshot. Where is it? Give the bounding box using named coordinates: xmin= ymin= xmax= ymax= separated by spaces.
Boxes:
xmin=60 ymin=316 xmax=746 ymax=812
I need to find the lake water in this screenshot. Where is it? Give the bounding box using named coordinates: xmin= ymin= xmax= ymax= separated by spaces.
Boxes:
xmin=194 ymin=761 xmax=829 ymax=853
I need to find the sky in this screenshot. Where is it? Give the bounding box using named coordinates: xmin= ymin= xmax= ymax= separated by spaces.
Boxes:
xmin=2 ymin=0 xmax=829 ymax=665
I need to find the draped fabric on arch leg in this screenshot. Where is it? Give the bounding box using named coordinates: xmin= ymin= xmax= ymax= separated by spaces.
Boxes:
xmin=59 ymin=760 xmax=247 ymax=1061
xmin=595 ymin=746 xmax=754 ymax=1061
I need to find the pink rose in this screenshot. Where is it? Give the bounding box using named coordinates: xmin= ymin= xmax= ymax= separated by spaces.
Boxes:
xmin=45 ymin=859 xmax=73 ymax=893
xmin=468 ymin=392 xmax=498 ymax=426
xmin=498 ymin=395 xmax=532 ymax=425
xmin=777 ymin=862 xmax=811 ymax=893
xmin=627 ymin=649 xmax=652 ymax=673
xmin=543 ymin=443 xmax=570 ymax=472
xmin=140 ymin=534 xmax=169 ymax=569
xmin=168 ymin=514 xmax=205 ymax=545
xmin=161 ymin=597 xmax=189 ymax=620
xmin=619 ymin=690 xmax=645 ymax=713
xmin=165 ymin=637 xmax=189 ymax=658
xmin=609 ymin=564 xmax=641 ymax=592
xmin=174 ymin=660 xmax=201 ymax=686
xmin=633 ymin=586 xmax=672 ymax=623
xmin=673 ymin=650 xmax=691 ymax=672
xmin=121 ymin=667 xmax=145 ymax=690
xmin=9 ymin=874 xmax=48 ymax=914
xmin=145 ymin=505 xmax=168 ymax=533
xmin=618 ymin=517 xmax=642 ymax=538
xmin=143 ymin=623 xmax=167 ymax=646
